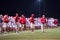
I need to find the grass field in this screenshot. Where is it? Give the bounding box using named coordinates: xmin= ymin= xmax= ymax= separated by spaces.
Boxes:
xmin=0 ymin=27 xmax=60 ymax=40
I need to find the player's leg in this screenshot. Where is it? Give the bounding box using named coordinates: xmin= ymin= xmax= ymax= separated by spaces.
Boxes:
xmin=0 ymin=23 xmax=2 ymax=33
xmin=13 ymin=25 xmax=16 ymax=32
xmin=21 ymin=24 xmax=24 ymax=31
xmin=17 ymin=22 xmax=20 ymax=32
xmin=15 ymin=23 xmax=18 ymax=33
xmin=41 ymin=23 xmax=44 ymax=32
xmin=30 ymin=23 xmax=34 ymax=32
xmin=3 ymin=23 xmax=7 ymax=33
xmin=0 ymin=27 xmax=2 ymax=33
xmin=15 ymin=22 xmax=19 ymax=33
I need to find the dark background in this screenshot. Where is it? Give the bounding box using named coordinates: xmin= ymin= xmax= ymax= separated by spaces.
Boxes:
xmin=0 ymin=0 xmax=60 ymax=19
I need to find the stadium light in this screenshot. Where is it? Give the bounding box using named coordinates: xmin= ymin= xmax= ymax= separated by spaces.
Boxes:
xmin=37 ymin=0 xmax=41 ymax=17
xmin=37 ymin=0 xmax=41 ymax=2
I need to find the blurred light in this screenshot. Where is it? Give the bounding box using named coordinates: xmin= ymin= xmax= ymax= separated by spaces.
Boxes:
xmin=37 ymin=0 xmax=41 ymax=2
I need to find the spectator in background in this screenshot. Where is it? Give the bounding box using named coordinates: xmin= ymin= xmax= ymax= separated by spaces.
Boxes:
xmin=12 ymin=16 xmax=16 ymax=32
xmin=47 ymin=18 xmax=55 ymax=28
xmin=53 ymin=19 xmax=58 ymax=27
xmin=8 ymin=16 xmax=13 ymax=32
xmin=26 ymin=18 xmax=30 ymax=30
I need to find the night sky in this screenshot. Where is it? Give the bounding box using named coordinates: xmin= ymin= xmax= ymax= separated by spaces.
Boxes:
xmin=0 ymin=0 xmax=60 ymax=18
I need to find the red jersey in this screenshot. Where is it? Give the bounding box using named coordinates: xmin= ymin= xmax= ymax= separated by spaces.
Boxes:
xmin=19 ymin=17 xmax=26 ymax=24
xmin=30 ymin=17 xmax=34 ymax=23
xmin=53 ymin=19 xmax=58 ymax=25
xmin=40 ymin=18 xmax=46 ymax=24
xmin=3 ymin=17 xmax=9 ymax=23
xmin=15 ymin=16 xmax=19 ymax=22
